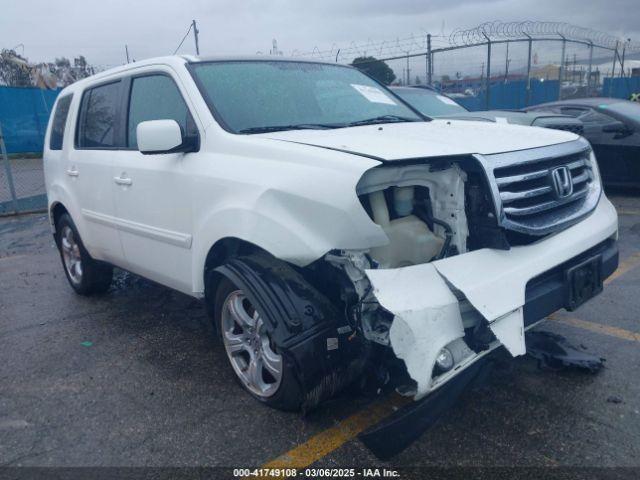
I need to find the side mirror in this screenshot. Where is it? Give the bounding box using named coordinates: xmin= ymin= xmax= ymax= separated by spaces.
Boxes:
xmin=137 ymin=120 xmax=198 ymax=155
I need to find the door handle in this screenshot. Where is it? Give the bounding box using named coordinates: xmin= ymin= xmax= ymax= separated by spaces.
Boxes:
xmin=66 ymin=167 xmax=79 ymax=177
xmin=114 ymin=175 xmax=133 ymax=186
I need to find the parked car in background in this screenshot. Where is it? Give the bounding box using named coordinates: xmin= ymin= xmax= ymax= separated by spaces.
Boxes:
xmin=392 ymin=86 xmax=584 ymax=134
xmin=44 ymin=56 xmax=618 ymax=420
xmin=527 ymin=98 xmax=640 ymax=187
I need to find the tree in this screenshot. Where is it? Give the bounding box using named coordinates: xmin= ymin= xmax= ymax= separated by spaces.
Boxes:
xmin=351 ymin=56 xmax=396 ymax=85
xmin=0 ymin=49 xmax=32 ymax=86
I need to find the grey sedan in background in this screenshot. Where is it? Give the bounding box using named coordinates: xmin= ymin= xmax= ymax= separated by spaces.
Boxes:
xmin=527 ymin=98 xmax=640 ymax=187
xmin=392 ymin=86 xmax=584 ymax=134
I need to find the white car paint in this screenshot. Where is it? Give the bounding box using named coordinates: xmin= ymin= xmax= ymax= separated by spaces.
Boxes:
xmin=44 ymin=55 xmax=618 ymax=402
xmin=261 ymin=119 xmax=579 ymax=160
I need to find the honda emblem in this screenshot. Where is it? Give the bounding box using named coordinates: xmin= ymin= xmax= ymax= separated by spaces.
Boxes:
xmin=551 ymin=166 xmax=573 ymax=198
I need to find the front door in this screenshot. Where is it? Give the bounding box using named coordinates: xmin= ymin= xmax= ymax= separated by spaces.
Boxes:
xmin=111 ymin=72 xmax=199 ymax=294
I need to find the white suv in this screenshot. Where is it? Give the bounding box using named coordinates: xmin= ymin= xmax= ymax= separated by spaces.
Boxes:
xmin=44 ymin=56 xmax=618 ymax=412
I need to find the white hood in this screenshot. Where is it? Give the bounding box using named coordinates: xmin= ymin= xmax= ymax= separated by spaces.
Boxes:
xmin=261 ymin=119 xmax=579 ymax=161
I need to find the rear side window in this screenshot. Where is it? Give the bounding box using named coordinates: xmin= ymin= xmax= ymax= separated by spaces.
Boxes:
xmin=77 ymin=81 xmax=121 ymax=149
xmin=49 ymin=94 xmax=73 ymax=150
xmin=127 ymin=75 xmax=194 ymax=148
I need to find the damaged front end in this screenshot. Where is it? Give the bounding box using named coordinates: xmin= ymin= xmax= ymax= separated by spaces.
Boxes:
xmin=211 ymin=139 xmax=616 ymax=434
xmin=322 ymin=139 xmax=617 ymax=401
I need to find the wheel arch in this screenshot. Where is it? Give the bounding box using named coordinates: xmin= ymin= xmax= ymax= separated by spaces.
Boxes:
xmin=49 ymin=201 xmax=70 ymax=239
xmin=202 ymin=237 xmax=271 ymax=307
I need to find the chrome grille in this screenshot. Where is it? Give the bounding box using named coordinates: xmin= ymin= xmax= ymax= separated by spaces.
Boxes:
xmin=481 ymin=139 xmax=601 ymax=236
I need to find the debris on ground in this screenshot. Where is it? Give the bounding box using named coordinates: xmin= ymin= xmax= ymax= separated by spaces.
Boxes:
xmin=525 ymin=331 xmax=605 ymax=373
xmin=359 ymin=360 xmax=492 ymax=460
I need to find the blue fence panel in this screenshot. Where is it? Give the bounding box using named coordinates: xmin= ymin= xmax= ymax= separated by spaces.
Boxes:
xmin=530 ymin=80 xmax=560 ymax=106
xmin=0 ymin=86 xmax=60 ymax=154
xmin=455 ymin=79 xmax=559 ymax=112
xmin=455 ymin=95 xmax=484 ymax=111
xmin=602 ymin=77 xmax=640 ymax=100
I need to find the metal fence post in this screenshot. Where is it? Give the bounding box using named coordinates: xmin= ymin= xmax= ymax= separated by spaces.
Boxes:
xmin=0 ymin=122 xmax=20 ymax=214
xmin=558 ymin=35 xmax=566 ymax=100
xmin=485 ymin=39 xmax=491 ymax=109
xmin=426 ymin=34 xmax=432 ymax=86
xmin=525 ymin=35 xmax=533 ymax=106
xmin=609 ymin=41 xmax=619 ymax=97
xmin=478 ymin=27 xmax=492 ymax=110
xmin=587 ymin=41 xmax=594 ymax=93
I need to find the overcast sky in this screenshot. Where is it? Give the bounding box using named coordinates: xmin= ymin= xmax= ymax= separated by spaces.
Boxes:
xmin=1 ymin=0 xmax=638 ymax=68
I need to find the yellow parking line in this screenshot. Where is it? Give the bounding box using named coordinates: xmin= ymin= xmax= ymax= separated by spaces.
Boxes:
xmin=605 ymin=251 xmax=640 ymax=284
xmin=262 ymin=251 xmax=640 ymax=469
xmin=551 ymin=316 xmax=640 ymax=343
xmin=262 ymin=395 xmax=409 ymax=469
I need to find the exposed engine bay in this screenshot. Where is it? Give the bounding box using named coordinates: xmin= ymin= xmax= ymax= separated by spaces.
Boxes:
xmin=357 ymin=163 xmax=468 ymax=267
xmin=324 ymin=161 xmax=490 ymax=399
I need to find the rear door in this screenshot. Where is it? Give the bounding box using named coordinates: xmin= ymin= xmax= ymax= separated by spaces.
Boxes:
xmin=111 ymin=70 xmax=199 ymax=293
xmin=67 ymin=80 xmax=125 ymax=263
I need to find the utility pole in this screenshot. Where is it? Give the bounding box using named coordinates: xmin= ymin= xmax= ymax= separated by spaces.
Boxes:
xmin=192 ymin=20 xmax=200 ymax=56
xmin=125 ymin=45 xmax=130 ymax=63
xmin=406 ymin=53 xmax=411 ymax=86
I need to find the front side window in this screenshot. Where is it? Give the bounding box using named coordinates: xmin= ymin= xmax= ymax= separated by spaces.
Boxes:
xmin=559 ymin=107 xmax=587 ymax=117
xmin=77 ymin=81 xmax=121 ymax=148
xmin=189 ymin=61 xmax=422 ymax=133
xmin=127 ymin=75 xmax=194 ymax=148
xmin=49 ymin=94 xmax=73 ymax=150
xmin=561 ymin=107 xmax=612 ymax=125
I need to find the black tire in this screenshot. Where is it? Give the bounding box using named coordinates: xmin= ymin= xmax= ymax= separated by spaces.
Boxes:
xmin=55 ymin=213 xmax=113 ymax=295
xmin=214 ymin=276 xmax=303 ymax=411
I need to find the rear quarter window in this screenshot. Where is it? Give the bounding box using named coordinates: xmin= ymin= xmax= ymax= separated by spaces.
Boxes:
xmin=49 ymin=94 xmax=73 ymax=150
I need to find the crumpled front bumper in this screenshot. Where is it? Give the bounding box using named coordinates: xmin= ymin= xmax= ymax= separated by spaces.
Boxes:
xmin=365 ymin=195 xmax=619 ymax=399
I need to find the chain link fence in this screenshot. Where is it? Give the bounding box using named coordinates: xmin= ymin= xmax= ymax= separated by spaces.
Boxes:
xmin=295 ymin=21 xmax=640 ymax=111
xmin=0 ymin=86 xmax=58 ymax=215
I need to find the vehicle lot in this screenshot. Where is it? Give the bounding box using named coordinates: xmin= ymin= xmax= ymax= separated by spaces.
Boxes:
xmin=1 ymin=192 xmax=640 ymax=470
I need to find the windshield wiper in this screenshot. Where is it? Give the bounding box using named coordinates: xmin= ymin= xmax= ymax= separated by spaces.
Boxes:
xmin=239 ymin=124 xmax=339 ymax=134
xmin=345 ymin=115 xmax=421 ymax=127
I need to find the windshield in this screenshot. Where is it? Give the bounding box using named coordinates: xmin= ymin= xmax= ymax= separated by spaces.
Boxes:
xmin=392 ymin=88 xmax=468 ymax=117
xmin=600 ymin=101 xmax=640 ymax=125
xmin=189 ymin=61 xmax=423 ymax=133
